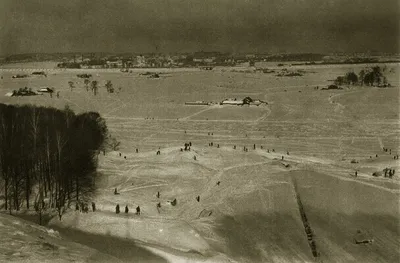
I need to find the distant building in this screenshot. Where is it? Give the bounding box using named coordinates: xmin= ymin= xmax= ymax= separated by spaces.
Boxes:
xmin=185 ymin=101 xmax=210 ymax=106
xmin=106 ymin=60 xmax=123 ymax=68
xmin=221 ymin=99 xmax=244 ymax=105
xmin=193 ymin=57 xmax=216 ymax=64
xmin=135 ymin=55 xmax=146 ymax=67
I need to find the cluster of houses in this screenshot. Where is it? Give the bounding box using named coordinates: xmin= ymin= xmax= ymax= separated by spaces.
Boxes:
xmin=5 ymin=87 xmax=54 ymax=97
xmin=185 ymin=97 xmax=266 ymax=106
xmin=56 ymin=52 xmax=263 ymax=69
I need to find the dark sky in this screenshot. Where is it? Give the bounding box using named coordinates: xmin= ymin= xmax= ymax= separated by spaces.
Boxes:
xmin=0 ymin=0 xmax=399 ymax=55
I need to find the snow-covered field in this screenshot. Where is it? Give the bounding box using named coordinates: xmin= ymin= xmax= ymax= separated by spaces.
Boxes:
xmin=0 ymin=62 xmax=399 ymax=262
xmin=0 ymin=212 xmax=121 ymax=263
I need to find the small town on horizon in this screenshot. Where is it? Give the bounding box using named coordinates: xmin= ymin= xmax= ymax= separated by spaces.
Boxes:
xmin=1 ymin=51 xmax=399 ymax=69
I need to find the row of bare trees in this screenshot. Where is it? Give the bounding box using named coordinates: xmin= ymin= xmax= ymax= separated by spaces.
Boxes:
xmin=0 ymin=104 xmax=107 ymax=222
xmin=334 ymin=66 xmax=389 ymax=87
xmin=69 ymin=79 xmax=114 ymax=95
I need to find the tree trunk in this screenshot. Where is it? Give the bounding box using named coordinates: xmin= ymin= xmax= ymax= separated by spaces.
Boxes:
xmin=4 ymin=177 xmax=8 ymax=210
xmin=76 ymin=176 xmax=79 ymax=202
xmin=26 ymin=172 xmax=30 ymax=209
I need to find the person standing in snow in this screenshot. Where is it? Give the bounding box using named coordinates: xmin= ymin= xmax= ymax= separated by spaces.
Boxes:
xmin=136 ymin=206 xmax=141 ymax=215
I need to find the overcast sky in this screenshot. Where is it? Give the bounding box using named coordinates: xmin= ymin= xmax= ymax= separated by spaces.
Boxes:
xmin=0 ymin=0 xmax=399 ymax=55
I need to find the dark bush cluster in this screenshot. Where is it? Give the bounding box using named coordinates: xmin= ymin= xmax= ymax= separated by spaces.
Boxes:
xmin=334 ymin=66 xmax=389 ymax=87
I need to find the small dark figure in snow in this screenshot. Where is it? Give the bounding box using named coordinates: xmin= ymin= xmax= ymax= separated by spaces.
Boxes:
xmin=136 ymin=149 xmax=139 ymax=153
xmin=194 ymin=155 xmax=197 ymax=161
xmin=171 ymin=199 xmax=177 ymax=206
xmin=188 ymin=147 xmax=191 ymax=151
xmin=212 ymin=133 xmax=213 ymax=135
xmin=116 ymin=204 xmax=120 ymax=214
xmin=370 ymin=156 xmax=372 ymax=159
xmin=136 ymin=206 xmax=141 ymax=215
xmin=91 ymin=202 xmax=96 ymax=212
xmin=261 ymin=146 xmax=263 ymax=149
xmin=119 ymin=153 xmax=121 ymax=157
xmin=208 ymin=132 xmax=210 ymax=136
xmin=390 ymin=149 xmax=392 ymax=155
xmin=180 ymin=148 xmax=183 ymax=152
xmin=75 ymin=203 xmax=79 ymax=211
xmin=211 ymin=142 xmax=213 ymax=146
xmin=253 ymin=144 xmax=256 ymax=150
xmin=216 ymin=181 xmax=220 ymax=186
xmin=272 ymin=149 xmax=275 ymax=152
xmin=156 ymin=202 xmax=161 ymax=213
xmin=114 ymin=188 xmax=120 ymax=195
xmin=267 ymin=149 xmax=270 ymax=153
xmin=196 ymin=196 xmax=200 ymax=202
xmin=376 ymin=154 xmax=378 ymax=157
xmin=234 ymin=145 xmax=236 ymax=149
xmin=124 ymin=156 xmax=127 ymax=159
xmin=217 ymin=144 xmax=220 ymax=148
xmin=189 ymin=142 xmax=192 ymax=146
xmin=157 ymin=191 xmax=160 ymax=198
xmin=355 ymin=171 xmax=358 ymax=177
xmin=56 ymin=91 xmax=60 ymax=98
xmin=184 ymin=130 xmax=186 ymax=134
xmin=125 ymin=205 xmax=129 ymax=213
xmin=282 ymin=156 xmax=284 ymax=160
xmin=287 ymin=151 xmax=290 ymax=155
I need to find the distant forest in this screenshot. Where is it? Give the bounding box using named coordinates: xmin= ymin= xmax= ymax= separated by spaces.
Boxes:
xmin=0 ymin=104 xmax=108 ymax=221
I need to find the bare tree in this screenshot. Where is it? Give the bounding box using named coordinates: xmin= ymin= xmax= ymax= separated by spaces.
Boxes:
xmin=84 ymin=79 xmax=90 ymax=92
xmin=91 ymin=80 xmax=98 ymax=95
xmin=105 ymin=80 xmax=113 ymax=93
xmin=68 ymin=81 xmax=75 ymax=92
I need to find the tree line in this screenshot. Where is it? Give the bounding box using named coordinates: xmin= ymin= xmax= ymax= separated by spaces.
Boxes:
xmin=68 ymin=79 xmax=115 ymax=95
xmin=334 ymin=66 xmax=390 ymax=87
xmin=0 ymin=103 xmax=108 ymax=221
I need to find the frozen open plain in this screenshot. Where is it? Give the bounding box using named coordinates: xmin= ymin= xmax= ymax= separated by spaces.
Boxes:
xmin=0 ymin=62 xmax=399 ymax=262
